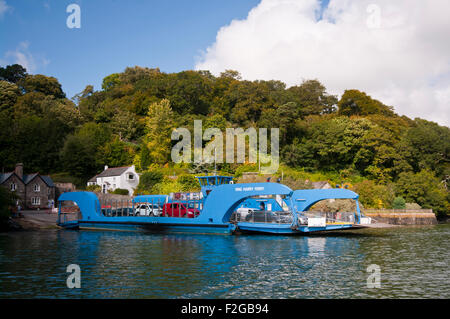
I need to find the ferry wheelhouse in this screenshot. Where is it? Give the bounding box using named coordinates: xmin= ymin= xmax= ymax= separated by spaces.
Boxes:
xmin=57 ymin=175 xmax=371 ymax=234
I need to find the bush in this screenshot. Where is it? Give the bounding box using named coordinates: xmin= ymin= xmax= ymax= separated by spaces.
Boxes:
xmin=109 ymin=188 xmax=129 ymax=195
xmin=177 ymin=174 xmax=200 ymax=192
xmin=136 ymin=169 xmax=164 ymax=193
xmin=0 ymin=187 xmax=17 ymax=227
xmin=86 ymin=184 xmax=101 ymax=192
xmin=353 ymin=180 xmax=395 ymax=209
xmin=395 ymin=170 xmax=448 ymax=217
xmin=392 ymin=197 xmax=406 ymax=209
xmin=405 ymin=202 xmax=422 ymax=210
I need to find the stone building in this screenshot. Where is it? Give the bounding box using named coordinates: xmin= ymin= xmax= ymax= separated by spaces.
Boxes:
xmin=0 ymin=163 xmax=55 ymax=209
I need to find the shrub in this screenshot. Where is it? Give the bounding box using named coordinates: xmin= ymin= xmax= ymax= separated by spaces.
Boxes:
xmin=86 ymin=184 xmax=101 ymax=192
xmin=395 ymin=170 xmax=448 ymax=217
xmin=353 ymin=180 xmax=395 ymax=209
xmin=177 ymin=174 xmax=200 ymax=192
xmin=392 ymin=197 xmax=406 ymax=209
xmin=109 ymin=188 xmax=129 ymax=195
xmin=0 ymin=187 xmax=17 ymax=228
xmin=137 ymin=169 xmax=164 ymax=193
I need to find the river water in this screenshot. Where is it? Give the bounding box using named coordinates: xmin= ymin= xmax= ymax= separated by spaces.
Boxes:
xmin=0 ymin=224 xmax=448 ymax=298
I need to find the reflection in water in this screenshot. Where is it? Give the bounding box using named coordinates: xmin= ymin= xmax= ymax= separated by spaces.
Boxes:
xmin=0 ymin=225 xmax=449 ymax=298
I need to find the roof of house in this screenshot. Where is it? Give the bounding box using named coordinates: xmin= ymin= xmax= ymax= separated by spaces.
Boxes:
xmin=95 ymin=166 xmax=131 ymax=178
xmin=0 ymin=172 xmax=13 ymax=184
xmin=88 ymin=175 xmax=98 ymax=182
xmin=0 ymin=172 xmax=54 ymax=187
xmin=41 ymin=175 xmax=55 ymax=187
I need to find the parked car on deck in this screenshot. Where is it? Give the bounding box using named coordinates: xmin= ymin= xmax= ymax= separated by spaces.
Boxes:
xmin=163 ymin=202 xmax=200 ymax=218
xmin=134 ymin=203 xmax=163 ymax=216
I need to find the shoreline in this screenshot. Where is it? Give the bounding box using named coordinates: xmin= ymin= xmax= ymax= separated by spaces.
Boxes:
xmin=3 ymin=210 xmax=447 ymax=232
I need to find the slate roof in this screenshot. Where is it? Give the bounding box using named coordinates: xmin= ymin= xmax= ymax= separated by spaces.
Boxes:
xmin=0 ymin=172 xmax=54 ymax=187
xmin=88 ymin=175 xmax=98 ymax=183
xmin=41 ymin=175 xmax=55 ymax=187
xmin=95 ymin=166 xmax=130 ymax=178
xmin=0 ymin=172 xmax=13 ymax=184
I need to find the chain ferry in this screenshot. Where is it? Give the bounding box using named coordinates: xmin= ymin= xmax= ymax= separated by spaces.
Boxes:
xmin=57 ymin=175 xmax=371 ymax=234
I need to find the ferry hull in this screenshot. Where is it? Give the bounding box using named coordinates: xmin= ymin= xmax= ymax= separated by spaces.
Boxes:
xmin=76 ymin=221 xmax=233 ymax=235
xmin=236 ymin=222 xmax=358 ymax=234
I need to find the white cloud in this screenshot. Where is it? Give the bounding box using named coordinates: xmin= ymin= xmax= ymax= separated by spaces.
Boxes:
xmin=1 ymin=42 xmax=50 ymax=73
xmin=0 ymin=0 xmax=11 ymax=18
xmin=195 ymin=0 xmax=450 ymax=127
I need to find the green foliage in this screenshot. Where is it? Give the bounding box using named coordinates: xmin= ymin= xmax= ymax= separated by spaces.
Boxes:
xmin=86 ymin=184 xmax=101 ymax=192
xmin=392 ymin=197 xmax=406 ymax=209
xmin=353 ymin=180 xmax=395 ymax=209
xmin=338 ymin=90 xmax=394 ymax=116
xmin=401 ymin=119 xmax=450 ymax=177
xmin=102 ymin=73 xmax=121 ymax=91
xmin=177 ymin=174 xmax=200 ymax=192
xmin=142 ymin=99 xmax=176 ymax=164
xmin=60 ymin=122 xmax=112 ymax=178
xmin=18 ymin=74 xmax=65 ymax=98
xmin=109 ymin=188 xmax=129 ymax=195
xmin=136 ymin=169 xmax=164 ymax=193
xmin=395 ymin=170 xmax=448 ymax=217
xmin=0 ymin=187 xmax=17 ymax=228
xmin=0 ymin=64 xmax=27 ymax=83
xmin=0 ymin=62 xmax=448 ymax=218
xmin=0 ymin=80 xmax=21 ymax=113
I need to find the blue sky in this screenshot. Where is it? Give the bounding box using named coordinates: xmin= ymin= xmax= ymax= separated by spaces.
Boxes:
xmin=3 ymin=1 xmax=446 ymax=127
xmin=0 ymin=0 xmax=262 ymax=98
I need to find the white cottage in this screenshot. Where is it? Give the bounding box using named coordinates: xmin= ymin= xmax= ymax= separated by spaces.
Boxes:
xmin=87 ymin=165 xmax=139 ymax=195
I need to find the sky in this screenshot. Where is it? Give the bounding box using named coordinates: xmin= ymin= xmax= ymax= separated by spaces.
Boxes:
xmin=1 ymin=0 xmax=449 ymax=127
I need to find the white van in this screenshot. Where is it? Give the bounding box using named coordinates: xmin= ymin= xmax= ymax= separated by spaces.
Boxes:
xmin=134 ymin=203 xmax=163 ymax=216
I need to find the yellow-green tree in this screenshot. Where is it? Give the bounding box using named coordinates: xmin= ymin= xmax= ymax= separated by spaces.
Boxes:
xmin=143 ymin=99 xmax=176 ymax=165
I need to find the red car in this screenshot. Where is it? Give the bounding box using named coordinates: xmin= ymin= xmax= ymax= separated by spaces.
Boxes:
xmin=163 ymin=202 xmax=200 ymax=218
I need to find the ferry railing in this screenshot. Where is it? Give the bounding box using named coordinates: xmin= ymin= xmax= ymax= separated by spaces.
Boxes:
xmin=231 ymin=210 xmax=293 ymax=224
xmin=301 ymin=211 xmax=356 ymax=224
xmin=100 ymin=197 xmax=206 ymax=218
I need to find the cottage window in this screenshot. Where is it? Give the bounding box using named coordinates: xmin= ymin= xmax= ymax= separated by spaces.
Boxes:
xmin=128 ymin=173 xmax=134 ymax=180
xmin=32 ymin=197 xmax=41 ymax=205
xmin=34 ymin=184 xmax=40 ymax=192
xmin=10 ymin=183 xmax=17 ymax=191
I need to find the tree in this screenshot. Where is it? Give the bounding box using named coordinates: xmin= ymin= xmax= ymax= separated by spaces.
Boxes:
xmin=18 ymin=74 xmax=66 ymax=98
xmin=353 ymin=180 xmax=395 ymax=209
xmin=60 ymin=123 xmax=112 ymax=178
xmin=0 ymin=80 xmax=21 ymax=113
xmin=143 ymin=99 xmax=176 ymax=164
xmin=392 ymin=197 xmax=406 ymax=209
xmin=287 ymin=79 xmax=338 ymax=115
xmin=178 ymin=174 xmax=200 ymax=192
xmin=395 ymin=170 xmax=448 ymax=217
xmin=401 ymin=119 xmax=450 ymax=177
xmin=98 ymin=137 xmax=134 ymax=168
xmin=0 ymin=187 xmax=17 ymax=230
xmin=0 ymin=64 xmax=28 ymax=83
xmin=136 ymin=170 xmax=164 ymax=193
xmin=338 ymin=90 xmax=394 ymax=116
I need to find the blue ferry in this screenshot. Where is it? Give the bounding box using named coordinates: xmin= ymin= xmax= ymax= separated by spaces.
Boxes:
xmin=57 ymin=175 xmax=371 ymax=234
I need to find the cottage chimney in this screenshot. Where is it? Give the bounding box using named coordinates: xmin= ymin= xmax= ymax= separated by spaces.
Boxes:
xmin=104 ymin=165 xmax=109 ymax=171
xmin=15 ymin=163 xmax=23 ymax=179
